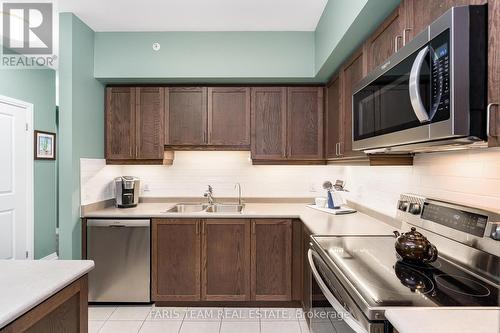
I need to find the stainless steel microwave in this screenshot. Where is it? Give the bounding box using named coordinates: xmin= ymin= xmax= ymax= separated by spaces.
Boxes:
xmin=352 ymin=5 xmax=488 ymax=153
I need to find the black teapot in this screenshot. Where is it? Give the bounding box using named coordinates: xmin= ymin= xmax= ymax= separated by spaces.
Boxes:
xmin=393 ymin=227 xmax=438 ymax=263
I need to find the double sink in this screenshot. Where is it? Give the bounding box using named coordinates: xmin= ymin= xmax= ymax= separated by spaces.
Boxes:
xmin=166 ymin=203 xmax=244 ymax=213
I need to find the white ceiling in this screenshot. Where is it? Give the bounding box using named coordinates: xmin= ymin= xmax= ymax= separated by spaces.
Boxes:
xmin=57 ymin=0 xmax=328 ymax=32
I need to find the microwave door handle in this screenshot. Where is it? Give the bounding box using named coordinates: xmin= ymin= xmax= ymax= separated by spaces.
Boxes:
xmin=409 ymin=46 xmax=431 ymax=123
xmin=307 ymin=249 xmax=367 ymax=333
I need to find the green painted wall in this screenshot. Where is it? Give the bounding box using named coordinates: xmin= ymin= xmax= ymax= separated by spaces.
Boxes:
xmin=315 ymin=0 xmax=401 ymax=81
xmin=0 ymin=69 xmax=57 ymax=259
xmin=59 ymin=13 xmax=104 ymax=259
xmin=94 ymin=31 xmax=315 ymax=82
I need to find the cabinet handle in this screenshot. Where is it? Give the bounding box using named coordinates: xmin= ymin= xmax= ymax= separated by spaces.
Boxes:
xmin=487 ymin=103 xmax=499 ymax=137
xmin=201 ymin=221 xmax=205 ymax=235
xmin=394 ymin=35 xmax=402 ymax=53
xmin=196 ymin=221 xmax=199 ymax=235
xmin=402 ymin=28 xmax=411 ymax=46
xmin=335 ymin=142 xmax=339 ymax=156
xmin=252 ymin=221 xmax=255 ymax=235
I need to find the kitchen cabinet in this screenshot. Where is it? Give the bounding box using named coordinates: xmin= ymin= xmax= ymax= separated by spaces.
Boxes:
xmin=0 ymin=276 xmax=88 ymax=333
xmin=165 ymin=87 xmax=250 ymax=148
xmin=208 ymin=87 xmax=250 ymax=147
xmin=201 ymin=219 xmax=251 ymax=301
xmin=105 ymin=87 xmax=136 ymax=160
xmin=251 ymin=219 xmax=292 ymax=301
xmin=339 ymin=49 xmax=367 ymax=159
xmin=301 ymin=225 xmax=312 ymax=327
xmin=488 ymin=0 xmax=500 ymax=147
xmin=136 ymin=87 xmax=165 ymax=159
xmin=365 ymin=4 xmax=408 ymax=72
xmin=286 ymin=87 xmax=324 ymax=160
xmin=165 ymin=87 xmax=207 ymax=146
xmin=106 ymin=87 xmax=171 ymax=164
xmin=152 ymin=219 xmax=202 ymax=301
xmin=325 ymin=75 xmax=343 ymax=159
xmin=403 ymin=0 xmax=487 ymax=43
xmin=250 ymin=87 xmax=287 ymax=161
xmin=251 ymin=87 xmax=324 ymax=164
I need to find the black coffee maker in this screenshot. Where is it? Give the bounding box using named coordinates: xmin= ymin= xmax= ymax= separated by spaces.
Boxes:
xmin=114 ymin=176 xmax=140 ymax=208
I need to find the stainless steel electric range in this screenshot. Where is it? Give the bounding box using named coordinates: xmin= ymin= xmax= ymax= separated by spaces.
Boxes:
xmin=308 ymin=194 xmax=500 ymax=333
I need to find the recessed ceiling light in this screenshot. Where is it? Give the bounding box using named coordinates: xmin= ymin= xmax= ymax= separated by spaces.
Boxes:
xmin=152 ymin=42 xmax=160 ymax=51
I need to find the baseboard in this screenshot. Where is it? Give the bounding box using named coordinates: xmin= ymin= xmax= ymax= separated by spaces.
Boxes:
xmin=40 ymin=252 xmax=58 ymax=260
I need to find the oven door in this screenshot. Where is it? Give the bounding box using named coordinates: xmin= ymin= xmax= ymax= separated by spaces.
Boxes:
xmin=308 ymin=249 xmax=387 ymax=333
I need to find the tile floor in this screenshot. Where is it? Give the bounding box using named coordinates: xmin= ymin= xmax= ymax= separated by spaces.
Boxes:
xmin=89 ymin=305 xmax=310 ymax=333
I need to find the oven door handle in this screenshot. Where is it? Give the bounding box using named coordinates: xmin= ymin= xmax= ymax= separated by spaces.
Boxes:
xmin=308 ymin=249 xmax=367 ymax=333
xmin=409 ymin=46 xmax=431 ymax=123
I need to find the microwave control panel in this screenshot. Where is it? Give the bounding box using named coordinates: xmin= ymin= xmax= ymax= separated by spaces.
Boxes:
xmin=430 ymin=30 xmax=451 ymax=122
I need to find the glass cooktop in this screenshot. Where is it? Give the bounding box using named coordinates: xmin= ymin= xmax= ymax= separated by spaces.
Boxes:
xmin=312 ymin=235 xmax=499 ymax=308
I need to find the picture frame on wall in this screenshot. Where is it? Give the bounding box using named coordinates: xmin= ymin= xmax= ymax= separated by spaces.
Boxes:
xmin=34 ymin=130 xmax=56 ymax=160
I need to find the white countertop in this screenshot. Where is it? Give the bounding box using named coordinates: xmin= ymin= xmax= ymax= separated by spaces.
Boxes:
xmin=0 ymin=260 xmax=94 ymax=329
xmin=82 ymin=202 xmax=399 ymax=236
xmin=385 ymin=308 xmax=500 ymax=333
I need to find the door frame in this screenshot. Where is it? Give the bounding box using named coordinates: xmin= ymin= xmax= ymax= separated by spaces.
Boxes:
xmin=0 ymin=94 xmax=34 ymax=259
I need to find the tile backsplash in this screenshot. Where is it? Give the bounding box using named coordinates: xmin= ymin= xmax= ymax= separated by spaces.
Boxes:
xmin=80 ymin=149 xmax=500 ymax=217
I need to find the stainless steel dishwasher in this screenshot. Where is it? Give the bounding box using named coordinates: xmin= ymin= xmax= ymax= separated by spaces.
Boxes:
xmin=87 ymin=219 xmax=150 ymax=302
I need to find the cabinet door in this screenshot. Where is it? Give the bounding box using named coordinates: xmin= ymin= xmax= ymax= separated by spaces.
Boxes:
xmin=489 ymin=0 xmax=500 ymax=147
xmin=105 ymin=87 xmax=135 ymax=160
xmin=152 ymin=219 xmax=201 ymax=301
xmin=287 ymin=87 xmax=324 ymax=160
xmin=251 ymin=219 xmax=292 ymax=301
xmin=250 ymin=87 xmax=287 ymax=160
xmin=325 ymin=76 xmax=342 ymax=159
xmin=404 ymin=0 xmax=486 ymax=43
xmin=301 ymin=225 xmax=312 ymax=325
xmin=365 ymin=4 xmax=407 ymax=72
xmin=136 ymin=87 xmax=164 ymax=159
xmin=201 ymin=219 xmax=251 ymax=301
xmin=165 ymin=87 xmax=207 ymax=145
xmin=341 ymin=50 xmax=366 ymax=157
xmin=208 ymin=87 xmax=250 ymax=146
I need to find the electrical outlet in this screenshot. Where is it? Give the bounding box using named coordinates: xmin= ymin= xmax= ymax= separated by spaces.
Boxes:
xmin=143 ymin=183 xmax=150 ymax=192
xmin=309 ymin=183 xmax=318 ymax=192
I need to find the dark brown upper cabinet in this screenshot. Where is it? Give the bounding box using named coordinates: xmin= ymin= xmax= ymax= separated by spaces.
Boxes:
xmin=365 ymin=4 xmax=408 ymax=72
xmin=325 ymin=75 xmax=343 ymax=159
xmin=165 ymin=87 xmax=208 ymax=146
xmin=152 ymin=219 xmax=202 ymax=302
xmin=403 ymin=0 xmax=486 ymax=44
xmin=208 ymin=87 xmax=250 ymax=147
xmin=287 ymin=87 xmax=324 ymax=160
xmin=201 ymin=219 xmax=251 ymax=301
xmin=136 ymin=87 xmax=165 ymax=160
xmin=251 ymin=219 xmax=292 ymax=301
xmin=250 ymin=87 xmax=287 ymax=161
xmin=488 ymin=0 xmax=500 ymax=147
xmin=339 ymin=49 xmax=367 ymax=159
xmin=251 ymin=87 xmax=324 ymax=164
xmin=106 ymin=87 xmax=168 ymax=164
xmin=105 ymin=87 xmax=136 ymax=160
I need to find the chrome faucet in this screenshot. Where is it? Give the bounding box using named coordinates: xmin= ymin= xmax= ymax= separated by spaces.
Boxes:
xmin=204 ymin=185 xmax=215 ymax=205
xmin=234 ymin=183 xmax=242 ymax=205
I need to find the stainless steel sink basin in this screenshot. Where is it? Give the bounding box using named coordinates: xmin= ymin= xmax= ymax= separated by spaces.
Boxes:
xmin=205 ymin=204 xmax=244 ymax=213
xmin=166 ymin=203 xmax=208 ymax=213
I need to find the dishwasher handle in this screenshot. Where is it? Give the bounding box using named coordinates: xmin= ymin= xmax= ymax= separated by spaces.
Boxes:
xmin=87 ymin=219 xmax=150 ymax=227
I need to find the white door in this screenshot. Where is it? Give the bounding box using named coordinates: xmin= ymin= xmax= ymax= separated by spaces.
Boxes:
xmin=0 ymin=96 xmax=33 ymax=260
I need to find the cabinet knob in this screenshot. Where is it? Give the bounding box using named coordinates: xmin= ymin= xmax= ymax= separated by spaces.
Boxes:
xmin=487 ymin=103 xmax=499 ymax=138
xmin=402 ymin=28 xmax=412 ymax=46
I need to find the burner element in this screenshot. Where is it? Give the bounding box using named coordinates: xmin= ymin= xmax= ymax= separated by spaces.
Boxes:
xmin=435 ymin=274 xmax=491 ymax=297
xmin=394 ymin=261 xmax=435 ymax=294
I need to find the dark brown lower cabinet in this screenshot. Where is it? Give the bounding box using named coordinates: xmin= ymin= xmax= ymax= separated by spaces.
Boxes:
xmin=202 ymin=219 xmax=251 ymax=301
xmin=0 ymin=276 xmax=88 ymax=333
xmin=301 ymin=225 xmax=312 ymax=316
xmin=152 ymin=219 xmax=202 ymax=301
xmin=251 ymin=219 xmax=292 ymax=301
xmin=152 ymin=218 xmax=297 ymax=304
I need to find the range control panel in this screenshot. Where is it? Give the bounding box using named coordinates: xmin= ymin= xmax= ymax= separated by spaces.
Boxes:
xmin=421 ymin=202 xmax=488 ymax=237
